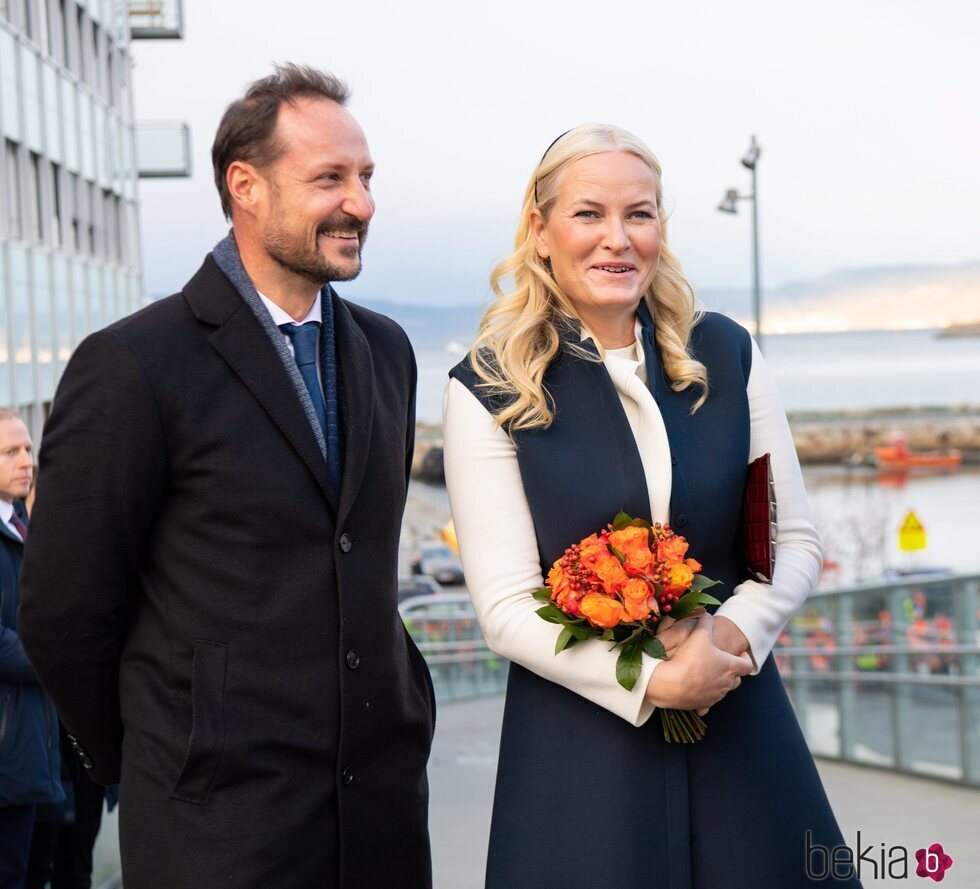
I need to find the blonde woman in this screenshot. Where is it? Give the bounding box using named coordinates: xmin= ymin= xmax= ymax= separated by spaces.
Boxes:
xmin=443 ymin=125 xmax=858 ymax=888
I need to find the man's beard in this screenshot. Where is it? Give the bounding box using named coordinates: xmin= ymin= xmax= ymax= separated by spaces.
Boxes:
xmin=264 ymin=214 xmax=368 ymax=285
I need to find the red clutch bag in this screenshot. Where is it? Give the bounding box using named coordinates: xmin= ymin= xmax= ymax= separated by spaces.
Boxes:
xmin=740 ymin=453 xmax=776 ymax=583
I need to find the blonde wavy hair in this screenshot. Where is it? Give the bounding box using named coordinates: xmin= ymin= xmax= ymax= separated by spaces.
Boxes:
xmin=470 ymin=123 xmax=709 ymax=430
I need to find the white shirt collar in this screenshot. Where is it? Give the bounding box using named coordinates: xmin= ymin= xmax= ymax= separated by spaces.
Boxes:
xmin=594 ymin=317 xmax=648 ymax=390
xmin=0 ymin=500 xmax=22 ymax=542
xmin=256 ymin=289 xmax=322 ymax=328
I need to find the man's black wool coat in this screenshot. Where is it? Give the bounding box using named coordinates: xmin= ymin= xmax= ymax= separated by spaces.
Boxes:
xmin=19 ymin=255 xmax=435 ymax=889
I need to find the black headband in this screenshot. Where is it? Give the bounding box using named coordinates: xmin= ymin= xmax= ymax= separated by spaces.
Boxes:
xmin=533 ymin=129 xmax=573 ymax=205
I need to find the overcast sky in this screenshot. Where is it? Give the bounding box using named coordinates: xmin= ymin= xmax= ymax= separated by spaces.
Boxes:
xmin=131 ymin=0 xmax=980 ymax=307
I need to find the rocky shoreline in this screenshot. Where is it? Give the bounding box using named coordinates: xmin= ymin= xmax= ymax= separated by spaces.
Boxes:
xmin=412 ymin=405 xmax=980 ymax=479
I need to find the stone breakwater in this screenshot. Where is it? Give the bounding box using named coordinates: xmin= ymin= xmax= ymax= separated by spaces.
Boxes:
xmin=787 ymin=406 xmax=980 ymax=465
xmin=412 ymin=407 xmax=980 ymax=478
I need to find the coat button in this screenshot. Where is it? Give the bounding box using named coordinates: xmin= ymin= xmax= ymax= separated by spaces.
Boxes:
xmin=675 ymin=514 xmax=688 ymax=528
xmin=339 ymin=533 xmax=352 ymax=553
xmin=341 ymin=767 xmax=354 ymax=786
xmin=346 ymin=650 xmax=360 ymax=670
xmin=671 ymin=455 xmax=678 ymax=466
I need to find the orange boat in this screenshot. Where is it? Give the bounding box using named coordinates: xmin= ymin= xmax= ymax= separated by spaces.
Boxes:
xmin=873 ymin=441 xmax=962 ymax=470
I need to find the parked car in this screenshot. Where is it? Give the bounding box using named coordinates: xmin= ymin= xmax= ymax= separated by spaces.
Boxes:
xmin=397 ymin=575 xmax=443 ymax=604
xmin=410 ymin=541 xmax=465 ymax=585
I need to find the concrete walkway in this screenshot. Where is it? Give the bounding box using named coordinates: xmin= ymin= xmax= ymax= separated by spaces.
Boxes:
xmin=429 ymin=695 xmax=980 ymax=889
xmin=91 ymin=693 xmax=978 ymax=887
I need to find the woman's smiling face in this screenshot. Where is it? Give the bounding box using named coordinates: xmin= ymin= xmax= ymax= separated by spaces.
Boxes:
xmin=532 ymin=151 xmax=662 ymax=343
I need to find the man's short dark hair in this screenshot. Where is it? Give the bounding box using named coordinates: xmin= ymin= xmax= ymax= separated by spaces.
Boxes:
xmin=211 ymin=63 xmax=351 ymax=219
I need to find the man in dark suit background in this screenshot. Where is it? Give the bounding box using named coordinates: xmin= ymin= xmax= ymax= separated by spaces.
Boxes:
xmin=0 ymin=409 xmax=64 ymax=889
xmin=19 ymin=64 xmax=434 ymax=889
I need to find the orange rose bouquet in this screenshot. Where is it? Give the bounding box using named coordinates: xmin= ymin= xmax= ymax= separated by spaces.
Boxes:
xmin=532 ymin=511 xmax=721 ymax=742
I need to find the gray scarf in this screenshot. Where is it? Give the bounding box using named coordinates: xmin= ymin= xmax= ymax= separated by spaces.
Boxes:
xmin=211 ymin=231 xmax=328 ymax=459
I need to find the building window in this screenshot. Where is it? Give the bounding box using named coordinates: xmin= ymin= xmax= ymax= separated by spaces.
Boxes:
xmin=86 ymin=179 xmax=95 ymax=256
xmin=69 ymin=171 xmax=80 ymax=251
xmin=102 ymin=188 xmax=114 ymax=261
xmin=91 ymin=20 xmax=101 ymax=96
xmin=50 ymin=161 xmax=63 ymax=247
xmin=76 ymin=6 xmax=86 ymax=82
xmin=113 ymin=194 xmax=124 ymax=263
xmin=21 ymin=0 xmax=34 ymax=40
xmin=33 ymin=0 xmax=48 ymax=50
xmin=60 ymin=0 xmax=73 ymax=72
xmin=47 ymin=0 xmax=63 ymax=62
xmin=107 ymin=40 xmax=119 ymax=108
xmin=29 ymin=151 xmax=45 ymax=242
xmin=3 ymin=139 xmax=22 ymax=239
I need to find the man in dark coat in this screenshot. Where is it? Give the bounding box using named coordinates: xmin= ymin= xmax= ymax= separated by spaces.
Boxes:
xmin=19 ymin=64 xmax=434 ymax=889
xmin=0 ymin=409 xmax=64 ymax=889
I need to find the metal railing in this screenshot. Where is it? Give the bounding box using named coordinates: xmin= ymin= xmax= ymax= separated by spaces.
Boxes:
xmin=402 ymin=574 xmax=980 ymax=787
xmin=775 ymin=572 xmax=980 ymax=787
xmin=400 ymin=594 xmax=507 ymax=700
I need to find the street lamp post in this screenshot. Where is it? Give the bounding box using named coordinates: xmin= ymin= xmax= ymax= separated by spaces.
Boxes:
xmin=718 ymin=135 xmax=763 ymax=352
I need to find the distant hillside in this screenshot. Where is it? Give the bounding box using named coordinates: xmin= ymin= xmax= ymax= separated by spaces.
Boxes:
xmin=156 ymin=260 xmax=979 ymax=343
xmin=701 ymin=262 xmax=980 ymax=334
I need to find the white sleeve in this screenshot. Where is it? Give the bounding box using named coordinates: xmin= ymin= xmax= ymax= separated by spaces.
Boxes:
xmin=442 ymin=377 xmax=659 ymax=726
xmin=714 ymin=338 xmax=824 ymax=674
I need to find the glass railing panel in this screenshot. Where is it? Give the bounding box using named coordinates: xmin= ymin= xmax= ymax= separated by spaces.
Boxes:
xmin=850 ymin=680 xmax=895 ymax=767
xmin=775 ymin=573 xmax=980 ymax=786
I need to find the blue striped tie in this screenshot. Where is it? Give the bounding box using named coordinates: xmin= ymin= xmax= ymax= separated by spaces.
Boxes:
xmin=279 ymin=321 xmax=342 ymax=491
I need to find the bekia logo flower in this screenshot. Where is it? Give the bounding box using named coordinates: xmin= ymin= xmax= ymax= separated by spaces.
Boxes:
xmin=915 ymin=843 xmax=953 ymax=882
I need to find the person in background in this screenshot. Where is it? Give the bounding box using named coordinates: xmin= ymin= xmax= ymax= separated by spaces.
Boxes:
xmin=26 ymin=724 xmax=120 ymax=889
xmin=0 ymin=409 xmax=64 ymax=889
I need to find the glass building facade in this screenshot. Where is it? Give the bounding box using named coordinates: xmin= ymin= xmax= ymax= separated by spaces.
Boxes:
xmin=0 ymin=0 xmax=179 ymax=441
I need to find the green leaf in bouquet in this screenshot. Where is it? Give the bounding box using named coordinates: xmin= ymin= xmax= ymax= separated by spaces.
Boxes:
xmin=612 ymin=510 xmax=634 ymax=531
xmin=531 ymin=586 xmax=553 ymax=602
xmin=669 ymin=590 xmax=723 ymax=620
xmin=690 ymin=574 xmax=722 ymax=593
xmin=608 ymin=624 xmax=643 ymax=651
xmin=610 ymin=623 xmax=636 ymax=645
xmin=622 ymin=626 xmax=645 ymax=646
xmin=600 ymin=628 xmax=616 ymax=642
xmin=555 ymin=627 xmax=581 ymax=654
xmin=536 ymin=603 xmax=569 ymax=625
xmin=566 ymin=621 xmax=594 ymax=641
xmin=641 ymin=637 xmax=667 ymax=660
xmin=615 ymin=642 xmax=643 ymax=691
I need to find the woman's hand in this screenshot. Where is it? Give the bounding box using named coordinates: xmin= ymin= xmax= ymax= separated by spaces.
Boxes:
xmin=644 ymin=613 xmax=753 ymax=711
xmin=654 ymin=607 xmax=705 ymax=658
xmin=712 ymin=615 xmax=751 ymax=658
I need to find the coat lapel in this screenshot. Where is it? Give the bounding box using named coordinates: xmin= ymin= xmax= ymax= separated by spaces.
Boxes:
xmin=332 ymin=292 xmax=375 ymax=525
xmin=182 ymin=257 xmax=338 ymax=513
xmin=637 ymin=302 xmax=692 ymax=519
xmin=0 ymin=520 xmax=23 ymax=547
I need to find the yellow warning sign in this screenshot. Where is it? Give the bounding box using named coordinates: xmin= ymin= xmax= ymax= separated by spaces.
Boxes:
xmin=899 ymin=510 xmax=926 ymax=552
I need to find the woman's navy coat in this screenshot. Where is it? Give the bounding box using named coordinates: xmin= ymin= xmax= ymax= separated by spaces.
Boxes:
xmin=451 ymin=309 xmax=859 ymax=889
